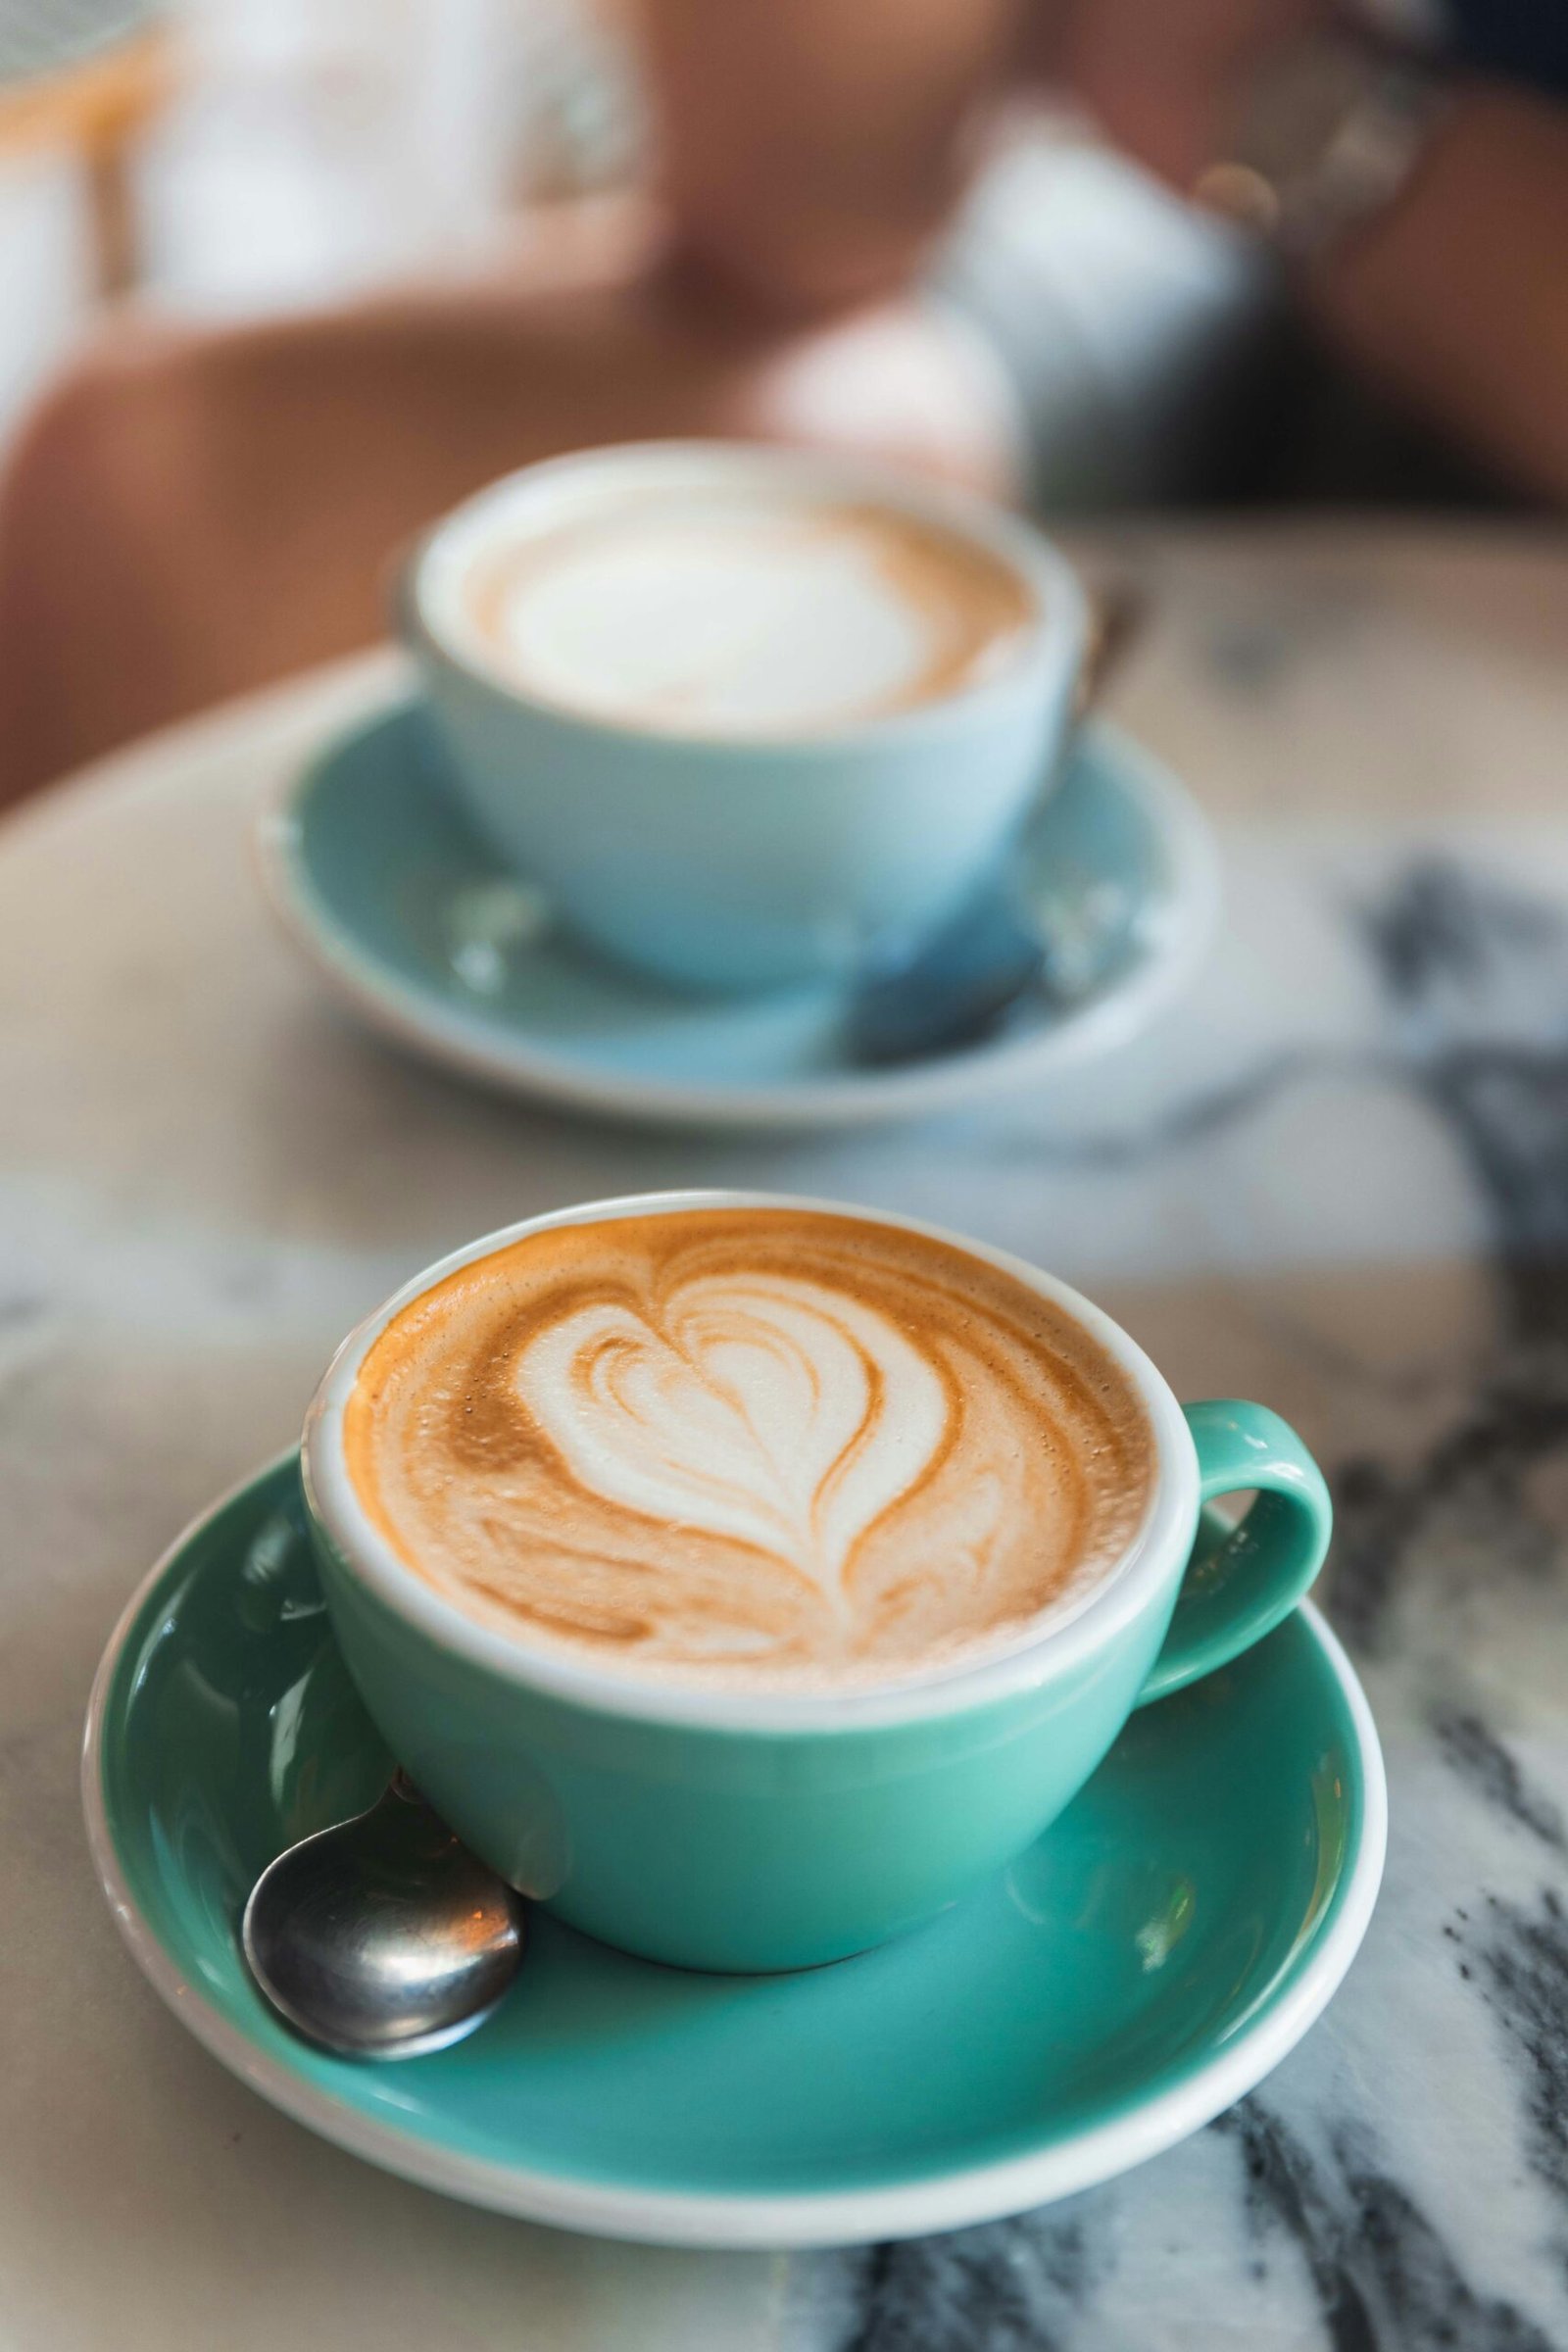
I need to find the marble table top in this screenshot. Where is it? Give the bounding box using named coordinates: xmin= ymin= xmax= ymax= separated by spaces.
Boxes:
xmin=5 ymin=520 xmax=1567 ymax=2350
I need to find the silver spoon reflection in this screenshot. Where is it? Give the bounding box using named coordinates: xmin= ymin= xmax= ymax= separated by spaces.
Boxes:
xmin=242 ymin=1772 xmax=526 ymax=2058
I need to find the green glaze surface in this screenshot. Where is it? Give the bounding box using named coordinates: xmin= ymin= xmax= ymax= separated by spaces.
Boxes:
xmin=92 ymin=1458 xmax=1376 ymax=2226
xmin=1143 ymin=1400 xmax=1333 ymax=1703
xmin=304 ymin=1387 xmax=1330 ymax=1971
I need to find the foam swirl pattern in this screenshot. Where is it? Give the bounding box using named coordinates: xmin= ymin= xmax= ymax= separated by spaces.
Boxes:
xmin=459 ymin=493 xmax=1036 ymax=737
xmin=344 ymin=1211 xmax=1154 ymax=1691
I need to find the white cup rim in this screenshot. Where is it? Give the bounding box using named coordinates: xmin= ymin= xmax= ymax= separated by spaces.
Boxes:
xmin=303 ymin=1191 xmax=1200 ymax=1735
xmin=401 ymin=440 xmax=1088 ymax=757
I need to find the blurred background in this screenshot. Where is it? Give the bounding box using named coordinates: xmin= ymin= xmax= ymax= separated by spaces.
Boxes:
xmin=0 ymin=0 xmax=1555 ymax=802
xmin=5 ymin=0 xmax=1507 ymax=485
xmin=0 ymin=0 xmax=645 ymax=432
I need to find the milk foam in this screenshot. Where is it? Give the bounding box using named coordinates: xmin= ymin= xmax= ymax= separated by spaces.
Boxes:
xmin=344 ymin=1211 xmax=1154 ymax=1692
xmin=458 ymin=493 xmax=1035 ymax=736
xmin=513 ymin=1276 xmax=949 ymax=1611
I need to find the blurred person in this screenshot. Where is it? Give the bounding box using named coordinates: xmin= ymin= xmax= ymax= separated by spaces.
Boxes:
xmin=2 ymin=0 xmax=1566 ymax=802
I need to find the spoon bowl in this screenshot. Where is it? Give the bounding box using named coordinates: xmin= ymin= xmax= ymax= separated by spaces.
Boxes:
xmin=242 ymin=1772 xmax=527 ymax=2058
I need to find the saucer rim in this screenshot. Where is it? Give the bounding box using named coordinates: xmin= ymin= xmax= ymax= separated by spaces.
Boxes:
xmin=255 ymin=704 xmax=1220 ymax=1130
xmin=82 ymin=1452 xmax=1386 ymax=2251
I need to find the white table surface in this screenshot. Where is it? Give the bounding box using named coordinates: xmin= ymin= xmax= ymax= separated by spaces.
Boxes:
xmin=7 ymin=520 xmax=1568 ymax=2350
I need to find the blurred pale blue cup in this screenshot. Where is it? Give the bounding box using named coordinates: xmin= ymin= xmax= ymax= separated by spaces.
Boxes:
xmin=399 ymin=443 xmax=1088 ymax=993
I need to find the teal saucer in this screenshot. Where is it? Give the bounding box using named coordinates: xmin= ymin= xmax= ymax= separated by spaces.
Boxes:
xmin=84 ymin=1457 xmax=1384 ymax=2249
xmin=256 ymin=702 xmax=1218 ymax=1129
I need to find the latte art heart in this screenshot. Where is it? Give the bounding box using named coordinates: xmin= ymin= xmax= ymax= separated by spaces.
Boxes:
xmin=513 ymin=1277 xmax=949 ymax=1606
xmin=344 ymin=1208 xmax=1154 ymax=1692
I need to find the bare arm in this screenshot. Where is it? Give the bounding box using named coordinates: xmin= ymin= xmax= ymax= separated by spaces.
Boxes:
xmin=0 ymin=205 xmax=1014 ymax=802
xmin=1044 ymin=1 xmax=1568 ymax=501
xmin=1307 ymin=86 xmax=1568 ymax=502
xmin=642 ymin=0 xmax=1025 ymax=314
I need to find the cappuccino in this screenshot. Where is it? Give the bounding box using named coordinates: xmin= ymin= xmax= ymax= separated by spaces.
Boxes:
xmin=343 ymin=1208 xmax=1153 ymax=1692
xmin=455 ymin=488 xmax=1036 ymax=738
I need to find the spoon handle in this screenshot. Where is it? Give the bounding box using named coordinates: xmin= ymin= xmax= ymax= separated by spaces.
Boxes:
xmin=1073 ymin=578 xmax=1146 ymax=724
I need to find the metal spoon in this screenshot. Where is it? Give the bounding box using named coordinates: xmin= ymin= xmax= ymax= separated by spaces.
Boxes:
xmin=242 ymin=1772 xmax=526 ymax=2058
xmin=843 ymin=581 xmax=1147 ymax=1068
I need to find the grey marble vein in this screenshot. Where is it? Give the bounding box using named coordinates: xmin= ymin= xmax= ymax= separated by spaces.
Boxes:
xmin=776 ymin=859 xmax=1568 ymax=2350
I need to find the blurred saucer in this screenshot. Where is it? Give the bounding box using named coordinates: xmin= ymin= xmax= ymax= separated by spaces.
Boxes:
xmin=257 ymin=700 xmax=1218 ymax=1130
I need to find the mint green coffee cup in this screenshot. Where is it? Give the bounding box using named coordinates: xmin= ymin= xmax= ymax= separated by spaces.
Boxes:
xmin=302 ymin=1193 xmax=1332 ymax=1974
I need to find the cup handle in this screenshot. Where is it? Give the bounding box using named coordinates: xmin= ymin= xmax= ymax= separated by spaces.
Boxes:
xmin=1136 ymin=1401 xmax=1333 ymax=1707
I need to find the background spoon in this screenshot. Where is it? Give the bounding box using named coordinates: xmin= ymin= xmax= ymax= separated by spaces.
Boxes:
xmin=843 ymin=579 xmax=1147 ymax=1066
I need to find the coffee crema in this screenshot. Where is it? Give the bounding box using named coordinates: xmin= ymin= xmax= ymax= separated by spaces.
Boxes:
xmin=343 ymin=1210 xmax=1154 ymax=1693
xmin=456 ymin=490 xmax=1036 ymax=738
